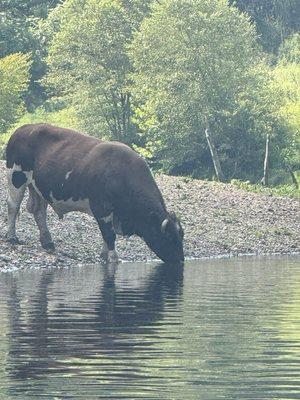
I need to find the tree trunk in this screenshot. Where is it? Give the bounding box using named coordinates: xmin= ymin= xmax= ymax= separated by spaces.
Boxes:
xmin=261 ymin=133 xmax=270 ymax=186
xmin=205 ymin=125 xmax=225 ymax=182
xmin=286 ymin=166 xmax=299 ymax=189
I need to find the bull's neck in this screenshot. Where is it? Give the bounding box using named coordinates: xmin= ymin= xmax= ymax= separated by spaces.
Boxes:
xmin=141 ymin=201 xmax=168 ymax=227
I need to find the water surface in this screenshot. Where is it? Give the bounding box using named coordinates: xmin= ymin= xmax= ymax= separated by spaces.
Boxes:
xmin=0 ymin=256 xmax=299 ymax=399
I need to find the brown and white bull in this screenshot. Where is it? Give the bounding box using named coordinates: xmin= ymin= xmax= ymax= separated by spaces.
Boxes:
xmin=5 ymin=124 xmax=184 ymax=263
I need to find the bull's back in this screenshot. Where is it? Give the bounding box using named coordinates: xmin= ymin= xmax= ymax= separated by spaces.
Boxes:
xmin=6 ymin=124 xmax=97 ymax=169
xmin=6 ymin=124 xmax=164 ymax=211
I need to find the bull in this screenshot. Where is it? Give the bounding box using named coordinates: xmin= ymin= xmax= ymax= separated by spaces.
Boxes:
xmin=5 ymin=124 xmax=184 ymax=263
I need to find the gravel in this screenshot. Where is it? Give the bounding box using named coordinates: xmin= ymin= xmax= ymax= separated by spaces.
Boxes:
xmin=0 ymin=160 xmax=299 ymax=269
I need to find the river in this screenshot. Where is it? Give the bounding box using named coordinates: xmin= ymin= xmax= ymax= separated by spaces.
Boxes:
xmin=0 ymin=255 xmax=299 ymax=399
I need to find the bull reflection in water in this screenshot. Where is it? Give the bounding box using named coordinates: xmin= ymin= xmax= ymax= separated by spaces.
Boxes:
xmin=4 ymin=262 xmax=183 ymax=387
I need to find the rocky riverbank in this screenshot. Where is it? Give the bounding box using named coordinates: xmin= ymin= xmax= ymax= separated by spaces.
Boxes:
xmin=0 ymin=161 xmax=299 ymax=269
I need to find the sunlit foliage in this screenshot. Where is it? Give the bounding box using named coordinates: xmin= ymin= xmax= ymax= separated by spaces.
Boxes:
xmin=0 ymin=0 xmax=299 ymax=186
xmin=0 ymin=53 xmax=31 ymax=133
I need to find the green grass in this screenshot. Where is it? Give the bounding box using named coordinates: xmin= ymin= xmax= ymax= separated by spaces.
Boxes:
xmin=271 ymin=227 xmax=293 ymax=236
xmin=231 ymin=179 xmax=299 ymax=199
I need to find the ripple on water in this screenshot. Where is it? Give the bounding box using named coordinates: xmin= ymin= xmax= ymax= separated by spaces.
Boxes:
xmin=0 ymin=255 xmax=299 ymax=399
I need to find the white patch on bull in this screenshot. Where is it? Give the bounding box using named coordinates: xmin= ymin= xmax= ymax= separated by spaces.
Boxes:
xmin=107 ymin=250 xmax=119 ymax=263
xmin=48 ymin=191 xmax=93 ymax=218
xmin=101 ymin=241 xmax=109 ymax=255
xmin=65 ymin=170 xmax=73 ymax=180
xmin=10 ymin=163 xmax=21 ymax=172
xmin=10 ymin=163 xmax=33 ymax=182
xmin=28 ymin=175 xmax=92 ymax=218
xmin=100 ymin=241 xmax=119 ymax=263
xmin=7 ymin=164 xmax=114 ymax=227
xmin=30 ymin=178 xmax=46 ymax=201
xmin=6 ymin=164 xmax=33 ymax=241
xmin=102 ymin=212 xmax=113 ymax=224
xmin=113 ymin=214 xmax=124 ymax=236
xmin=99 ymin=213 xmax=124 ymax=236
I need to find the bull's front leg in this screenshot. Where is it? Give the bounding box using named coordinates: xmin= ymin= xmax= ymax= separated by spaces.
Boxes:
xmin=97 ymin=219 xmax=119 ymax=264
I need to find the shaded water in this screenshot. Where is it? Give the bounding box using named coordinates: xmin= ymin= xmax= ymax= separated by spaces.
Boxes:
xmin=0 ymin=256 xmax=299 ymax=399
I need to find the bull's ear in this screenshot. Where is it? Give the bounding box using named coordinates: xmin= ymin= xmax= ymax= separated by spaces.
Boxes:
xmin=161 ymin=218 xmax=169 ymax=233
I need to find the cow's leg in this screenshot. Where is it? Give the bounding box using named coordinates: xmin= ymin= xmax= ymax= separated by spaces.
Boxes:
xmin=100 ymin=241 xmax=109 ymax=259
xmin=97 ymin=220 xmax=118 ymax=263
xmin=6 ymin=170 xmax=27 ymax=244
xmin=27 ymin=185 xmax=55 ymax=252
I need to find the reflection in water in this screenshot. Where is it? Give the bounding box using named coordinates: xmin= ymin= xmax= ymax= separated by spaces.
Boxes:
xmin=0 ymin=256 xmax=299 ymax=399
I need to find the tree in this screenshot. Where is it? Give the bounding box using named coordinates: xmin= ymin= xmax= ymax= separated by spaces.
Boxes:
xmin=230 ymin=0 xmax=300 ymax=53
xmin=44 ymin=0 xmax=153 ymax=143
xmin=0 ymin=0 xmax=61 ymax=109
xmin=0 ymin=0 xmax=61 ymax=17
xmin=272 ymin=35 xmax=300 ymax=187
xmin=0 ymin=53 xmax=31 ymax=133
xmin=130 ymin=0 xmax=279 ymax=180
xmin=278 ymin=32 xmax=300 ymax=63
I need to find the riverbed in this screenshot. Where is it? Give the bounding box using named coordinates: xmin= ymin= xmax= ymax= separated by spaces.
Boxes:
xmin=0 ymin=255 xmax=299 ymax=399
xmin=1 ymin=161 xmax=300 ymax=269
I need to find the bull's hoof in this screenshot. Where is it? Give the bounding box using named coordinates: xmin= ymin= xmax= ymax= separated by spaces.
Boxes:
xmin=100 ymin=251 xmax=119 ymax=264
xmin=6 ymin=237 xmax=24 ymax=245
xmin=108 ymin=250 xmax=119 ymax=264
xmin=42 ymin=242 xmax=56 ymax=253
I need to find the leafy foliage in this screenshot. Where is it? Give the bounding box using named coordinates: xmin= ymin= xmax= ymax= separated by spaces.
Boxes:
xmin=278 ymin=32 xmax=300 ymax=63
xmin=272 ymin=35 xmax=300 ymax=176
xmin=44 ymin=0 xmax=152 ymax=143
xmin=0 ymin=0 xmax=61 ymax=108
xmin=0 ymin=53 xmax=31 ymax=133
xmin=130 ymin=0 xmax=284 ymax=180
xmin=230 ymin=0 xmax=300 ymax=53
xmin=0 ymin=0 xmax=299 ymax=188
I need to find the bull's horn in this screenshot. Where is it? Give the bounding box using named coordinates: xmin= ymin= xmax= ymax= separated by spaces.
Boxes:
xmin=161 ymin=218 xmax=169 ymax=233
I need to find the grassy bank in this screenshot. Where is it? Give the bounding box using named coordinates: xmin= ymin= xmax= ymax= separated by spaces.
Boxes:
xmin=230 ymin=179 xmax=299 ymax=199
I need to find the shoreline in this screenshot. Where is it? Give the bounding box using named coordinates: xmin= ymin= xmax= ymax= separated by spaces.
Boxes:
xmin=0 ymin=161 xmax=299 ymax=269
xmin=1 ymin=252 xmax=299 ymax=274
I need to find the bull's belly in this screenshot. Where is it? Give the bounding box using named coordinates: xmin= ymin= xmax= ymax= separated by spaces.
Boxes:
xmin=49 ymin=196 xmax=93 ymax=218
xmin=30 ymin=180 xmax=93 ymax=218
xmin=8 ymin=163 xmax=123 ymax=230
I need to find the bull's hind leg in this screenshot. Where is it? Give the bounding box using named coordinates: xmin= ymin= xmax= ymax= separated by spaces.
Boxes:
xmin=27 ymin=185 xmax=55 ymax=252
xmin=6 ymin=169 xmax=27 ymax=244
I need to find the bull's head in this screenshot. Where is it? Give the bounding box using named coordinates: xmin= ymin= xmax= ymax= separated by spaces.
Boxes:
xmin=143 ymin=211 xmax=184 ymax=264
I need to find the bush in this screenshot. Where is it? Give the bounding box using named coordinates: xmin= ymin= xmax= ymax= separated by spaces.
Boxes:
xmin=0 ymin=53 xmax=31 ymax=133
